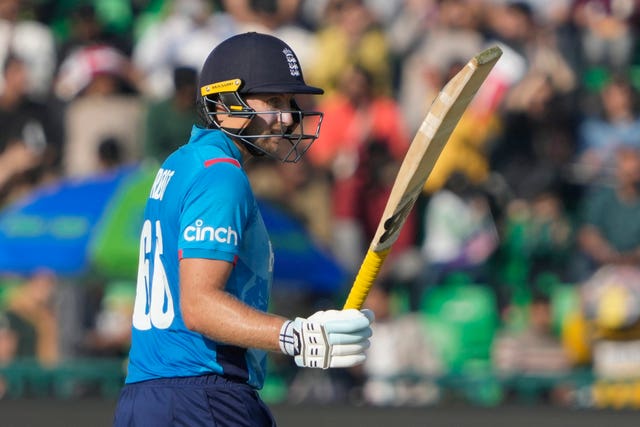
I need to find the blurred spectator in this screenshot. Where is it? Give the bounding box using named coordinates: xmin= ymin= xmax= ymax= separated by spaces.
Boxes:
xmin=422 ymin=60 xmax=504 ymax=194
xmin=485 ymin=2 xmax=581 ymax=243
xmin=570 ymin=0 xmax=639 ymax=71
xmin=223 ymin=0 xmax=317 ymax=72
xmin=308 ymin=64 xmax=409 ymax=168
xmin=490 ymin=67 xmax=579 ymax=305
xmin=492 ymin=286 xmax=572 ymax=402
xmin=573 ymin=75 xmax=640 ymax=184
xmin=143 ymin=66 xmax=197 ymax=162
xmin=132 ymin=0 xmax=238 ymax=99
xmin=394 ymin=0 xmax=484 ymax=134
xmin=497 ymin=187 xmax=574 ymax=289
xmin=515 ymin=0 xmax=573 ymax=27
xmin=0 ymin=0 xmax=57 ymax=100
xmin=491 ymin=72 xmax=577 ymax=201
xmin=54 ymin=44 xmax=139 ymax=102
xmin=0 ymin=312 xmax=16 ymax=366
xmin=516 ymin=1 xmax=581 ymax=73
xmin=308 ymin=64 xmax=412 ymax=273
xmin=81 ymin=281 xmax=135 ymax=358
xmin=486 ymin=2 xmax=541 ymax=60
xmin=97 ymin=136 xmax=124 ymax=172
xmin=0 ymin=137 xmax=43 ymax=206
xmin=486 ymin=1 xmax=577 ymax=95
xmin=306 ymin=0 xmax=392 ymax=96
xmin=420 ymin=172 xmax=499 ymax=302
xmin=298 ymin=0 xmax=403 ymax=30
xmin=37 ymin=0 xmax=135 ymax=46
xmin=57 ymin=45 xmax=144 ymax=178
xmin=362 ymin=284 xmax=443 ymax=406
xmin=3 ymin=271 xmax=59 ymax=367
xmin=562 ymin=265 xmax=640 ymax=407
xmin=247 ymin=156 xmax=333 ymax=247
xmin=571 ymin=146 xmax=640 ymax=281
xmin=56 ymin=4 xmax=133 ymax=67
xmin=0 ymin=311 xmax=17 ymax=398
xmin=570 ymin=265 xmax=640 ymax=380
xmin=497 ymin=1 xmax=578 ymax=110
xmin=482 ymin=2 xmax=577 ymax=197
xmin=0 ymin=54 xmax=62 ymax=205
xmin=383 ymin=0 xmax=438 ymax=70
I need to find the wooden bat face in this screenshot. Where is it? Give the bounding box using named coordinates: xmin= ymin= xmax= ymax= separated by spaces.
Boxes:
xmin=344 ymin=46 xmax=503 ymax=310
xmin=370 ymin=46 xmax=503 ymax=253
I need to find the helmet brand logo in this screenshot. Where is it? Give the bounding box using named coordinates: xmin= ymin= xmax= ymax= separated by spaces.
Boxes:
xmin=282 ymin=48 xmax=300 ymax=77
xmin=200 ymin=79 xmax=242 ymax=96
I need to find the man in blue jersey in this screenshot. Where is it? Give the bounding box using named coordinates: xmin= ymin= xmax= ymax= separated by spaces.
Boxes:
xmin=113 ymin=32 xmax=374 ymax=426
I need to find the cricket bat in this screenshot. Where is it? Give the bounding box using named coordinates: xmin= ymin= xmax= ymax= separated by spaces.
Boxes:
xmin=343 ymin=46 xmax=503 ymax=310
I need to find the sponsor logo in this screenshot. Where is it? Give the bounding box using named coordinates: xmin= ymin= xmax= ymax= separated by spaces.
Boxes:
xmin=200 ymin=78 xmax=242 ymax=96
xmin=183 ymin=219 xmax=238 ymax=246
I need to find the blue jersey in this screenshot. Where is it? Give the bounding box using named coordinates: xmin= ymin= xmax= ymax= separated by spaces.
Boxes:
xmin=126 ymin=126 xmax=274 ymax=389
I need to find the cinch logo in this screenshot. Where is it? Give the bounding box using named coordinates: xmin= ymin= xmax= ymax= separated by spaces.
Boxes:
xmin=282 ymin=48 xmax=300 ymax=77
xmin=183 ymin=219 xmax=238 ymax=246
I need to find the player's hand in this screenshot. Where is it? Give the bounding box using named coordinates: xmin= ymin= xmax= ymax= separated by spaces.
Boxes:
xmin=279 ymin=309 xmax=374 ymax=369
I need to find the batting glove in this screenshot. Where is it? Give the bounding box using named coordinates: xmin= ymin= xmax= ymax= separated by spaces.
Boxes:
xmin=279 ymin=309 xmax=374 ymax=369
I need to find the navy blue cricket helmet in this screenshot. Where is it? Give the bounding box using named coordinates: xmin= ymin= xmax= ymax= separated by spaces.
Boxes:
xmin=198 ymin=32 xmax=324 ymax=162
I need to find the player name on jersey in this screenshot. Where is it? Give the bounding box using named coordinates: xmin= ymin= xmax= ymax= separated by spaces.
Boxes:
xmin=150 ymin=168 xmax=175 ymax=200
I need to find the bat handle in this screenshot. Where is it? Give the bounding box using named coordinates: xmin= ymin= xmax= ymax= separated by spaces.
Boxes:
xmin=343 ymin=248 xmax=391 ymax=310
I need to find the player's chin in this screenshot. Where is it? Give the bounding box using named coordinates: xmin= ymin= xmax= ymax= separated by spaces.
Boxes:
xmin=259 ymin=137 xmax=286 ymax=155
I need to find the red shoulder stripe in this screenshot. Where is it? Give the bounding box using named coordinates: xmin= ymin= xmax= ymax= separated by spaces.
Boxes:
xmin=204 ymin=158 xmax=241 ymax=168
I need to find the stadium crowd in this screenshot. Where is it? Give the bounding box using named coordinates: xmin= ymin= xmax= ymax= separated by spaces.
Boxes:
xmin=0 ymin=0 xmax=640 ymax=408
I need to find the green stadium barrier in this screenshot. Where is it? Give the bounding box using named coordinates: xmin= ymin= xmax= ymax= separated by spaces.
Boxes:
xmin=0 ymin=358 xmax=126 ymax=399
xmin=420 ymin=279 xmax=499 ymax=374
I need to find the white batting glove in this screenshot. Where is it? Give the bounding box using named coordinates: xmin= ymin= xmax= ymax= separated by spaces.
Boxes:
xmin=279 ymin=309 xmax=374 ymax=369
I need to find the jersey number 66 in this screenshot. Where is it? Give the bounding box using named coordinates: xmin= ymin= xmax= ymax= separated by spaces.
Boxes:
xmin=132 ymin=219 xmax=175 ymax=330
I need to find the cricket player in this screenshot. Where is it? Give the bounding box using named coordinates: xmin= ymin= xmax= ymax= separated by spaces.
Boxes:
xmin=113 ymin=32 xmax=373 ymax=426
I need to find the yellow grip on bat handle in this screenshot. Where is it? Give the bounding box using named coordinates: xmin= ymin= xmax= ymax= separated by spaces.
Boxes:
xmin=343 ymin=248 xmax=391 ymax=310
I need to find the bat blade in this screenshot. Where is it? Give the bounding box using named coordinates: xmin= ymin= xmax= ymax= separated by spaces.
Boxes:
xmin=343 ymin=46 xmax=503 ymax=310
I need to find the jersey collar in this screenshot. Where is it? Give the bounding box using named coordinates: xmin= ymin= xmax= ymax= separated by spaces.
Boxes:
xmin=189 ymin=125 xmax=244 ymax=166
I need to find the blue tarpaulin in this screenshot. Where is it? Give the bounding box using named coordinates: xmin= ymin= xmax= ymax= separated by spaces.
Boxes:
xmin=259 ymin=200 xmax=346 ymax=294
xmin=0 ymin=167 xmax=134 ymax=276
xmin=0 ymin=165 xmax=345 ymax=294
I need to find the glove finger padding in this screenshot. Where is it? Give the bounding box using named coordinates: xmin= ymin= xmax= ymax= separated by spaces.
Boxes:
xmin=280 ymin=309 xmax=374 ymax=369
xmin=322 ymin=309 xmax=373 ymax=345
xmin=331 ymin=341 xmax=370 ymax=356
xmin=310 ymin=309 xmax=373 ymax=331
xmin=360 ymin=308 xmax=375 ymax=323
xmin=329 ymin=354 xmax=367 ymax=368
xmin=326 ymin=329 xmax=372 ymax=345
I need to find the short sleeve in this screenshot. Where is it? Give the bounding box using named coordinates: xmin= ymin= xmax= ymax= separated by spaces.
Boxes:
xmin=179 ymin=162 xmax=252 ymax=261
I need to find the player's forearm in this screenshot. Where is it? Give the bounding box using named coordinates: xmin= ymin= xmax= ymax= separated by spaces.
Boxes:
xmin=181 ymin=288 xmax=286 ymax=353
